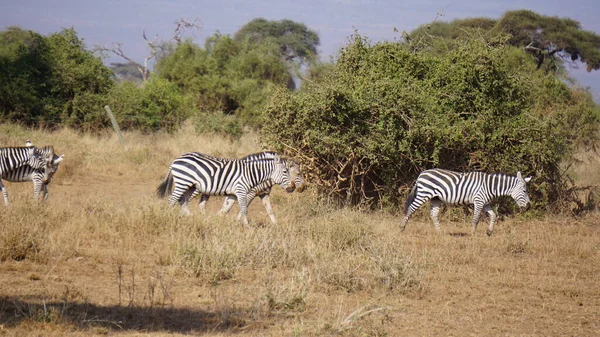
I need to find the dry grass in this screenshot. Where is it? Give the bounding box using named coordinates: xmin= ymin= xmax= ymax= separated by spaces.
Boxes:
xmin=1 ymin=124 xmax=599 ymax=336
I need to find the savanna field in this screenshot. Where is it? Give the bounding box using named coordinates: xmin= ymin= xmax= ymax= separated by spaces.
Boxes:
xmin=0 ymin=124 xmax=597 ymax=337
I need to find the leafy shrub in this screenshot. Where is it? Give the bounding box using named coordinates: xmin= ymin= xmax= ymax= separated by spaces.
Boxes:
xmin=107 ymin=77 xmax=191 ymax=132
xmin=262 ymin=34 xmax=599 ymax=211
xmin=0 ymin=27 xmax=114 ymax=129
xmin=191 ymin=111 xmax=243 ymax=140
xmin=155 ymin=36 xmax=291 ymax=126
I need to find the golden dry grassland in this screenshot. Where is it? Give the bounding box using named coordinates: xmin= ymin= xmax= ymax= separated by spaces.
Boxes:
xmin=0 ymin=124 xmax=599 ymax=336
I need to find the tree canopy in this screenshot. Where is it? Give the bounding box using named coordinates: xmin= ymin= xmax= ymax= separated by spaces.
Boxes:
xmin=408 ymin=10 xmax=600 ymax=73
xmin=0 ymin=27 xmax=114 ymax=128
xmin=234 ymin=18 xmax=320 ymax=65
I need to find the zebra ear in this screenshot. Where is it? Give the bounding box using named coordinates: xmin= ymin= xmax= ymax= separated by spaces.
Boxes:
xmin=516 ymin=171 xmax=522 ymax=179
xmin=54 ymin=155 xmax=65 ymax=164
xmin=524 ymin=176 xmax=532 ymax=183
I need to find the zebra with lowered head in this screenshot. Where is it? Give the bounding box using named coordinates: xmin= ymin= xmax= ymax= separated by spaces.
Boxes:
xmin=156 ymin=152 xmax=296 ymax=226
xmin=401 ymin=169 xmax=532 ymax=236
xmin=0 ymin=142 xmax=64 ymax=205
xmin=186 ymin=151 xmax=304 ymax=225
xmin=0 ymin=145 xmax=55 ymax=206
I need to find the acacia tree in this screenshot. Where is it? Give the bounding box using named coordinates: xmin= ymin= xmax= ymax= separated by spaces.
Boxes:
xmin=498 ymin=10 xmax=600 ymax=72
xmin=234 ymin=18 xmax=320 ymax=79
xmin=408 ymin=10 xmax=600 ymax=73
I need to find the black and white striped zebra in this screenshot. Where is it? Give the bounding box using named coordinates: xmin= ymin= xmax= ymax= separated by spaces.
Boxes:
xmin=156 ymin=152 xmax=295 ymax=226
xmin=0 ymin=145 xmax=55 ymax=206
xmin=401 ymin=169 xmax=532 ymax=236
xmin=190 ymin=151 xmax=304 ymax=225
xmin=0 ymin=142 xmax=64 ymax=204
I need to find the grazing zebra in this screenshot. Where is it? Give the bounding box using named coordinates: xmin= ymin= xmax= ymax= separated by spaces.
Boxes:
xmin=1 ymin=142 xmax=64 ymax=204
xmin=0 ymin=146 xmax=55 ymax=206
xmin=401 ymin=169 xmax=532 ymax=236
xmin=156 ymin=152 xmax=295 ymax=226
xmin=190 ymin=151 xmax=304 ymax=225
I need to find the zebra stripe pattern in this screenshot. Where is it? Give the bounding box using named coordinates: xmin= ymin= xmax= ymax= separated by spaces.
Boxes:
xmin=156 ymin=152 xmax=295 ymax=226
xmin=0 ymin=146 xmax=55 ymax=206
xmin=1 ymin=142 xmax=64 ymax=204
xmin=401 ymin=169 xmax=532 ymax=236
xmin=213 ymin=151 xmax=304 ymax=225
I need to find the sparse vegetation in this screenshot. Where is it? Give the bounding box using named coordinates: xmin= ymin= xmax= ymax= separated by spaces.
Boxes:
xmin=0 ymin=126 xmax=598 ymax=336
xmin=1 ymin=9 xmax=599 ymax=336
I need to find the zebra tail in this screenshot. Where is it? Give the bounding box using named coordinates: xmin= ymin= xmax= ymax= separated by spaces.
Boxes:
xmin=404 ymin=183 xmax=417 ymax=215
xmin=156 ymin=169 xmax=173 ymax=198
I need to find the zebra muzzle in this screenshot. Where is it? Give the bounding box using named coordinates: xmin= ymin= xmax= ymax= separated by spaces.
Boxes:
xmin=286 ymin=181 xmax=296 ymax=193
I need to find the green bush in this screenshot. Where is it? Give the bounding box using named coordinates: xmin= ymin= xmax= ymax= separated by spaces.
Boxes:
xmin=107 ymin=77 xmax=191 ymax=132
xmin=191 ymin=111 xmax=243 ymax=140
xmin=262 ymin=34 xmax=599 ymax=211
xmin=0 ymin=27 xmax=114 ymax=129
xmin=155 ymin=36 xmax=291 ymax=126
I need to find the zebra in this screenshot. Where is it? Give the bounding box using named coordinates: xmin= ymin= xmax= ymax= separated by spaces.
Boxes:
xmin=400 ymin=169 xmax=532 ymax=236
xmin=0 ymin=145 xmax=55 ymax=206
xmin=156 ymin=152 xmax=295 ymax=226
xmin=0 ymin=142 xmax=64 ymax=204
xmin=187 ymin=151 xmax=304 ymax=225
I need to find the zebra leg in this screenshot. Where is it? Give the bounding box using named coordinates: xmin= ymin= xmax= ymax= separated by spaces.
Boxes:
xmin=429 ymin=199 xmax=443 ymax=232
xmin=42 ymin=184 xmax=49 ymax=201
xmin=218 ymin=195 xmax=237 ymax=215
xmin=400 ymin=215 xmax=410 ymax=231
xmin=33 ymin=180 xmax=42 ymax=202
xmin=471 ymin=202 xmax=484 ymax=235
xmin=260 ymin=194 xmax=277 ymax=225
xmin=483 ymin=205 xmax=496 ymax=237
xmin=235 ymin=191 xmax=257 ymax=227
xmin=168 ymin=184 xmax=193 ymax=215
xmin=198 ymin=194 xmax=210 ymax=214
xmin=0 ymin=181 xmax=8 ymax=206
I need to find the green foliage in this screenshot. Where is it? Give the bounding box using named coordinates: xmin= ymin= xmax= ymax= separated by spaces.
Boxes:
xmin=0 ymin=27 xmax=114 ymax=128
xmin=155 ymin=34 xmax=291 ymax=125
xmin=263 ymin=34 xmax=599 ymax=211
xmin=191 ymin=111 xmax=243 ymax=140
xmin=409 ymin=10 xmax=600 ymax=73
xmin=234 ymin=18 xmax=320 ymax=65
xmin=0 ymin=28 xmax=53 ymax=125
xmin=107 ymin=77 xmax=191 ymax=133
xmin=498 ymin=10 xmax=600 ymax=72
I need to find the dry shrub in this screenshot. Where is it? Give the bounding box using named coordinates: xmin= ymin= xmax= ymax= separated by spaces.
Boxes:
xmin=261 ymin=268 xmax=310 ymax=314
xmin=0 ymin=203 xmax=51 ymax=262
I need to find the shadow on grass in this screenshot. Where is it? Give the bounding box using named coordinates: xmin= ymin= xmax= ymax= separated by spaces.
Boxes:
xmin=447 ymin=232 xmax=469 ymax=237
xmin=0 ymin=295 xmax=256 ymax=334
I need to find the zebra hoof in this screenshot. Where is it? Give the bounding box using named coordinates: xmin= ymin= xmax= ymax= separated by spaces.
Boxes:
xmin=486 ymin=230 xmax=493 ymax=237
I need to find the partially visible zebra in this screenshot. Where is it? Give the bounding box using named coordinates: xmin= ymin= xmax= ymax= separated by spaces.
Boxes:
xmin=401 ymin=169 xmax=532 ymax=236
xmin=156 ymin=152 xmax=295 ymax=226
xmin=188 ymin=151 xmax=304 ymax=225
xmin=0 ymin=145 xmax=55 ymax=206
xmin=0 ymin=142 xmax=64 ymax=204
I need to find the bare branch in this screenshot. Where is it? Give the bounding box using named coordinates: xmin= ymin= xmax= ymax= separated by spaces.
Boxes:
xmin=173 ymin=18 xmax=202 ymax=43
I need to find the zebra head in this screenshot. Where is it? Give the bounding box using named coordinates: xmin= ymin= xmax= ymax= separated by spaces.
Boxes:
xmin=245 ymin=151 xmax=305 ymax=192
xmin=24 ymin=141 xmax=63 ymax=181
xmin=270 ymin=155 xmax=296 ymax=193
xmin=510 ymin=171 xmax=532 ymax=209
xmin=288 ymin=160 xmax=305 ymax=193
xmin=27 ymin=146 xmax=55 ymax=171
xmin=47 ymin=154 xmax=65 ymax=181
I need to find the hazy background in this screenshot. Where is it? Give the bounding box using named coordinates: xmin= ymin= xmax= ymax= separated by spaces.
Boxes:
xmin=1 ymin=0 xmax=598 ymax=101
